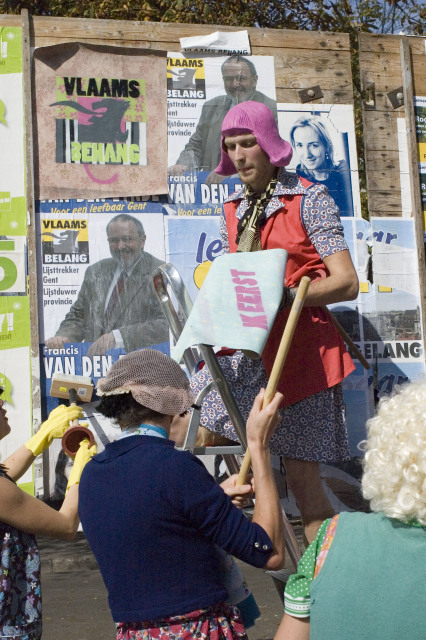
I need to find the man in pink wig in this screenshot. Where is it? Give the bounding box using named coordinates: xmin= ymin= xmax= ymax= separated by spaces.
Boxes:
xmin=190 ymin=101 xmax=359 ymax=543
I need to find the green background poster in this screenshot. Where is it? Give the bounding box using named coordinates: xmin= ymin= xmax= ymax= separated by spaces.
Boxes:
xmin=0 ymin=25 xmax=33 ymax=494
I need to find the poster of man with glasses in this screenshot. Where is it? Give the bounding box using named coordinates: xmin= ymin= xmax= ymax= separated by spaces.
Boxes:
xmin=43 ymin=208 xmax=168 ymax=357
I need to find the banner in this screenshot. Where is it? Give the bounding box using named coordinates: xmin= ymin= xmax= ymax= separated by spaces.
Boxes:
xmin=167 ymin=53 xmax=276 ymax=216
xmin=172 ymin=249 xmax=287 ymax=362
xmin=359 ymin=217 xmax=423 ymax=370
xmin=34 ymin=43 xmax=168 ymax=199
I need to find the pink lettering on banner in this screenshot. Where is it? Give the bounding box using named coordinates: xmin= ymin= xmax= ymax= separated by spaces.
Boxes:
xmin=230 ymin=268 xmax=257 ymax=287
xmin=240 ymin=314 xmax=268 ymax=330
xmin=230 ymin=268 xmax=268 ymax=330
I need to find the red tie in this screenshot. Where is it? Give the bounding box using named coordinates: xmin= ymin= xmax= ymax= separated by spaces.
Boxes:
xmin=104 ymin=271 xmax=125 ymax=326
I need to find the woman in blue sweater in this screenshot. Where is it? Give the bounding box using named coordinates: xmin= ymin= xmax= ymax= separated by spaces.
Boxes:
xmin=78 ymin=348 xmax=285 ymax=640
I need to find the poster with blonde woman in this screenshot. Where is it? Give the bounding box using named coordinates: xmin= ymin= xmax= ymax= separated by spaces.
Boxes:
xmin=278 ymin=104 xmax=361 ymax=217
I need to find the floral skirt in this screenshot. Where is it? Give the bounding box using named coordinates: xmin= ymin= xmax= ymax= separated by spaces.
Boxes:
xmin=116 ymin=603 xmax=247 ymax=640
xmin=189 ymin=352 xmax=350 ymax=462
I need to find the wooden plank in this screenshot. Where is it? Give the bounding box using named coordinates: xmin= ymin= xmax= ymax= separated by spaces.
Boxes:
xmin=21 ymin=9 xmax=44 ymax=497
xmin=0 ymin=14 xmax=350 ymax=51
xmin=366 ymin=170 xmax=401 ymax=193
xmin=364 ymin=150 xmax=400 ymax=173
xmin=274 ymin=53 xmax=352 ymax=92
xmin=359 ymin=52 xmax=402 ymax=81
xmin=400 ymin=37 xmax=426 ymax=356
xmin=360 ymin=32 xmax=403 ymax=218
xmin=276 ymin=88 xmax=353 ymax=104
xmin=362 ymin=111 xmax=400 ymax=151
xmin=366 ymin=191 xmax=403 ymax=214
xmin=276 ymin=88 xmax=353 ymax=105
xmin=359 ymin=32 xmax=426 ymax=56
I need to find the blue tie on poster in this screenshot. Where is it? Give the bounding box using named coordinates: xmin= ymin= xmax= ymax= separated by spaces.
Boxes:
xmin=172 ymin=249 xmax=287 ymax=362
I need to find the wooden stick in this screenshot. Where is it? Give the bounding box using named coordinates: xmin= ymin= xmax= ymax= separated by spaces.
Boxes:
xmin=237 ymin=276 xmax=311 ymax=485
xmin=325 ymin=309 xmax=370 ymax=370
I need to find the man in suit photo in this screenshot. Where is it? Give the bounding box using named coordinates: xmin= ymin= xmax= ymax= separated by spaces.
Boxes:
xmin=168 ymin=55 xmax=277 ymax=176
xmin=45 ymin=213 xmax=169 ymax=356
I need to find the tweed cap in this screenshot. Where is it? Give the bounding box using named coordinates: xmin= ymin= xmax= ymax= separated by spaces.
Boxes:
xmin=96 ymin=349 xmax=194 ymax=415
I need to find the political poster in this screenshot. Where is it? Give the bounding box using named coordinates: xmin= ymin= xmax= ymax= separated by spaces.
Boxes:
xmin=166 ymin=215 xmax=224 ymax=303
xmin=33 ymin=43 xmax=168 ymax=199
xmin=361 ymin=217 xmax=423 ymax=382
xmin=278 ymin=103 xmax=361 ymax=217
xmin=413 ymin=96 xmax=426 ymax=236
xmin=38 ymin=199 xmax=169 ymax=414
xmin=37 ymin=197 xmax=172 ymax=498
xmin=167 ymin=53 xmax=276 ymax=216
xmin=0 ymin=25 xmax=33 ymax=491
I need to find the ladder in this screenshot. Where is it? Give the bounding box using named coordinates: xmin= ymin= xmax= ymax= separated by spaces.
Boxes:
xmin=153 ymin=263 xmax=302 ymax=582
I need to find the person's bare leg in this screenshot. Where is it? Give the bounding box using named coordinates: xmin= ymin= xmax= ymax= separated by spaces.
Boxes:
xmin=283 ymin=458 xmax=335 ymax=544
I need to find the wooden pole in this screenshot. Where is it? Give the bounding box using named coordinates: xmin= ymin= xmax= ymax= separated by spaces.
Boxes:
xmin=400 ymin=37 xmax=426 ymax=367
xmin=237 ymin=276 xmax=311 ymax=485
xmin=21 ymin=9 xmax=45 ymax=497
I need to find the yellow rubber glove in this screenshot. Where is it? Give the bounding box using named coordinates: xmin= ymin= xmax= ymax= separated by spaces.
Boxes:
xmin=66 ymin=438 xmax=97 ymax=494
xmin=25 ymin=404 xmax=84 ymax=457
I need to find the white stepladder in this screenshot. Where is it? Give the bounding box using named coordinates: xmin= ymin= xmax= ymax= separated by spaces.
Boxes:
xmin=152 ymin=262 xmax=305 ymax=596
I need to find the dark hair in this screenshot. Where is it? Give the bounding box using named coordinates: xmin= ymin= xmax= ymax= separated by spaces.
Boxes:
xmin=222 ymin=55 xmax=257 ymax=77
xmin=97 ymin=392 xmax=163 ymax=428
xmin=106 ymin=214 xmax=145 ymax=238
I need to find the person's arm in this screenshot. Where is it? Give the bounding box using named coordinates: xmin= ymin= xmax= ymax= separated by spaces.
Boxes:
xmin=0 ymin=400 xmax=11 ymax=440
xmin=117 ymin=315 xmax=170 ymax=353
xmin=0 ymin=438 xmax=95 ymax=540
xmin=298 ymin=249 xmax=359 ymax=307
xmin=45 ymin=335 xmax=71 ymax=349
xmin=276 ymin=517 xmax=335 ymax=639
xmin=246 ymin=389 xmax=286 ymax=571
xmin=2 ymin=445 xmax=36 ymax=482
xmin=289 ymin=181 xmax=358 ymax=307
xmin=275 ymin=615 xmax=310 ymax=640
xmin=0 ymin=477 xmax=80 ymax=539
xmin=3 ymin=404 xmax=83 ymax=481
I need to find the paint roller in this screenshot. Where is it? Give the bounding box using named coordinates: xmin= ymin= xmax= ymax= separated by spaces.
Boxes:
xmin=50 ymin=373 xmax=95 ymax=457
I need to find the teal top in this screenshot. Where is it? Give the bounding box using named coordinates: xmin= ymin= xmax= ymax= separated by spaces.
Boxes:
xmin=285 ymin=511 xmax=426 ymax=640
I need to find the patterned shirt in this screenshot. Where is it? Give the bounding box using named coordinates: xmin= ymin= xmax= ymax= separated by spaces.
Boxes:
xmin=220 ymin=169 xmax=348 ymax=259
xmin=284 ymin=515 xmax=338 ymax=618
xmin=0 ymin=469 xmax=42 ymax=640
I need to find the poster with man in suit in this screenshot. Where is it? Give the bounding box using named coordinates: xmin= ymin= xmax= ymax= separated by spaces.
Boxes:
xmin=42 ymin=204 xmax=168 ymax=357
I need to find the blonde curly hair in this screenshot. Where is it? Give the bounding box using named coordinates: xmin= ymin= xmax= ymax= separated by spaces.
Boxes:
xmin=360 ymin=378 xmax=426 ymax=526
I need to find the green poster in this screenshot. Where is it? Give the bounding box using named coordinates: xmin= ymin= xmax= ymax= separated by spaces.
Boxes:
xmin=0 ymin=25 xmax=26 ymax=236
xmin=0 ymin=27 xmax=22 ymax=75
xmin=0 ymin=296 xmax=31 ymax=350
